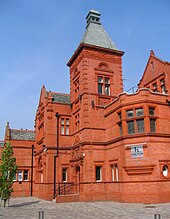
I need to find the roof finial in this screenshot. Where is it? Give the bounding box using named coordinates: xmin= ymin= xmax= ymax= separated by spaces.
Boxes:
xmin=150 ymin=50 xmax=155 ymax=56
xmin=86 ymin=10 xmax=101 ymax=27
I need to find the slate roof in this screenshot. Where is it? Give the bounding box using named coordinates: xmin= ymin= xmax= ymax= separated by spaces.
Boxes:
xmin=80 ymin=10 xmax=117 ymax=50
xmin=51 ymin=93 xmax=70 ymax=104
xmin=10 ymin=129 xmax=35 ymax=141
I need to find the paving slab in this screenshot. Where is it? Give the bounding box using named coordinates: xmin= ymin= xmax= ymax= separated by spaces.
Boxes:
xmin=0 ymin=197 xmax=169 ymax=219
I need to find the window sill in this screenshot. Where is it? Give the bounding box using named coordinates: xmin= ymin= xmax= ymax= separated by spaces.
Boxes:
xmin=98 ymin=94 xmax=111 ymax=98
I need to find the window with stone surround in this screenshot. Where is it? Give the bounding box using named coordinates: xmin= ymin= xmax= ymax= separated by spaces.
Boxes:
xmin=149 ymin=107 xmax=155 ymax=116
xmin=149 ymin=107 xmax=156 ymax=132
xmin=61 ymin=118 xmax=65 ymax=135
xmin=14 ymin=170 xmax=29 ymax=181
xmin=66 ymin=119 xmax=69 ymax=135
xmin=98 ymin=76 xmax=110 ymax=95
xmin=126 ymin=108 xmax=144 ymax=134
xmin=62 ymin=168 xmax=67 ymax=182
xmin=111 ymin=164 xmax=119 ymax=181
xmin=60 ymin=118 xmax=70 ymax=135
xmin=117 ymin=111 xmax=123 ymax=135
xmin=117 ymin=106 xmax=157 ymax=136
xmin=23 ymin=170 xmax=29 ymax=181
xmin=18 ymin=170 xmax=22 ymax=181
xmin=74 ymin=78 xmax=79 ymax=98
xmin=95 ymin=166 xmax=102 ymax=181
xmin=150 ymin=119 xmax=156 ymax=132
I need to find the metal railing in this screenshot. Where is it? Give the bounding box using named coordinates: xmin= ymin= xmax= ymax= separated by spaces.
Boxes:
xmin=125 ymin=86 xmax=138 ymax=94
xmin=56 ymin=182 xmax=75 ymax=196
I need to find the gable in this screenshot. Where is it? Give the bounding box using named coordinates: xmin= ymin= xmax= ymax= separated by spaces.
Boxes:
xmin=138 ymin=51 xmax=167 ymax=88
xmin=38 ymin=85 xmax=48 ymax=108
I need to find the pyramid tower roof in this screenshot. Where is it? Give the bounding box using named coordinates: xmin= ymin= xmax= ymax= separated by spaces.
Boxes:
xmin=80 ymin=10 xmax=117 ymax=50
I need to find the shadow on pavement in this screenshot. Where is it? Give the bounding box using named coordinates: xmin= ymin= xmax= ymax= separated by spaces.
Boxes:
xmin=10 ymin=201 xmax=40 ymax=207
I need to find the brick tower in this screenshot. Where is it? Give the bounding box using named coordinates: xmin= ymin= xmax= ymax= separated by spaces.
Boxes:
xmin=67 ymin=10 xmax=124 ymax=144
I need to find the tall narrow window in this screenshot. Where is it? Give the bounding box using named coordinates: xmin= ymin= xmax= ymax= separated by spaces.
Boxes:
xmin=150 ymin=119 xmax=156 ymax=132
xmin=40 ymin=171 xmax=43 ymax=183
xmin=23 ymin=170 xmax=28 ymax=181
xmin=136 ymin=108 xmax=144 ymax=133
xmin=96 ymin=166 xmax=102 ymax=181
xmin=115 ymin=165 xmax=119 ymax=181
xmin=118 ymin=112 xmax=122 ymax=136
xmin=127 ymin=121 xmax=135 ymax=134
xmin=66 ymin=119 xmax=69 ymax=135
xmin=62 ymin=168 xmax=67 ymax=182
xmin=160 ymin=78 xmax=166 ymax=94
xmin=74 ymin=78 xmax=79 ymax=98
xmin=149 ymin=107 xmax=155 ymax=116
xmin=98 ymin=77 xmax=103 ymax=94
xmin=98 ymin=76 xmax=110 ymax=95
xmin=153 ymin=83 xmax=158 ymax=92
xmin=61 ymin=118 xmax=65 ymax=135
xmin=104 ymin=77 xmax=110 ymax=95
xmin=61 ymin=118 xmax=70 ymax=135
xmin=112 ymin=164 xmax=119 ymax=181
xmin=18 ymin=170 xmax=22 ymax=181
xmin=136 ymin=119 xmax=144 ymax=133
xmin=161 ymin=85 xmax=166 ymax=94
xmin=149 ymin=107 xmax=156 ymax=133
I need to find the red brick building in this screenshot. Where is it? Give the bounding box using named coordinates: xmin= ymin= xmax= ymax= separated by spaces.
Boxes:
xmin=1 ymin=10 xmax=170 ymax=203
xmin=2 ymin=123 xmax=35 ymax=197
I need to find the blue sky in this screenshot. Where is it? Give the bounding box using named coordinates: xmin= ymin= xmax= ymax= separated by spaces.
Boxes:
xmin=0 ymin=0 xmax=170 ymax=139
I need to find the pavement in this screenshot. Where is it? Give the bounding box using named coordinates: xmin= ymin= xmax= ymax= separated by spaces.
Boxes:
xmin=0 ymin=197 xmax=169 ymax=219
